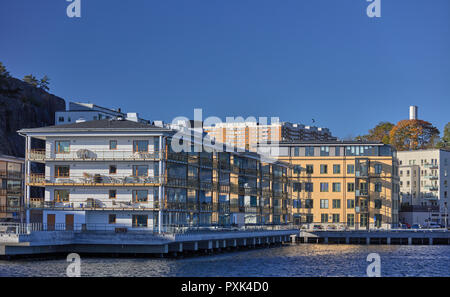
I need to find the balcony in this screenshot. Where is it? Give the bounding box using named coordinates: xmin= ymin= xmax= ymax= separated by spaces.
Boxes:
xmin=424 ymin=164 xmax=438 ymax=169
xmin=27 ymin=174 xmax=163 ymax=187
xmin=423 ymin=185 xmax=439 ymax=191
xmin=27 ymin=149 xmax=162 ymax=162
xmin=355 ymin=189 xmax=369 ymax=197
xmin=29 ymin=199 xmax=160 ymax=210
xmin=423 ymin=175 xmax=438 ymax=180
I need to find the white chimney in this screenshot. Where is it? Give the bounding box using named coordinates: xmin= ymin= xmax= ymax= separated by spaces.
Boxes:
xmin=409 ymin=105 xmax=418 ymax=120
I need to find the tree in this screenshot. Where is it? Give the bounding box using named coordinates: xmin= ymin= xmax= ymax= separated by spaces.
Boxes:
xmin=38 ymin=75 xmax=50 ymax=91
xmin=436 ymin=122 xmax=450 ymax=148
xmin=365 ymin=121 xmax=394 ymax=144
xmin=389 ymin=119 xmax=440 ymax=151
xmin=0 ymin=62 xmax=10 ymax=78
xmin=354 ymin=121 xmax=394 ymax=144
xmin=23 ymin=74 xmax=39 ymax=87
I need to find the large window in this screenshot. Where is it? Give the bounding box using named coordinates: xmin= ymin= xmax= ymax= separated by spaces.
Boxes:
xmin=305 ymin=182 xmax=313 ymax=192
xmin=320 ymin=199 xmax=329 ymax=209
xmin=55 ymin=141 xmax=70 ymax=153
xmin=347 ymin=214 xmax=355 ymax=227
xmin=132 ymin=190 xmax=148 ymax=202
xmin=320 ymin=146 xmax=329 ymax=156
xmin=55 ymin=165 xmax=70 ymax=177
xmin=305 ymin=147 xmax=315 ymax=156
xmin=332 ymin=199 xmax=341 ymax=209
xmin=347 ymin=164 xmax=355 ymax=174
xmin=347 ymin=182 xmax=355 ymax=192
xmin=320 ymin=164 xmax=328 ymax=174
xmin=333 ymin=164 xmax=341 ymax=174
xmin=293 ymin=182 xmax=302 ymax=192
xmin=320 ymin=182 xmax=329 ymax=192
xmin=332 ymin=214 xmax=340 ymax=223
xmin=306 ymin=165 xmax=314 ymax=174
xmin=374 ymin=164 xmax=382 ymax=174
xmin=332 ymin=182 xmax=341 ymax=192
xmin=132 ymin=165 xmax=148 ymax=177
xmin=132 ymin=215 xmax=148 ymax=227
xmin=347 ymin=199 xmax=355 ymax=209
xmin=54 ymin=190 xmax=69 ymax=202
xmin=133 ymin=140 xmax=149 ymax=152
xmin=321 ymin=214 xmax=328 ymax=223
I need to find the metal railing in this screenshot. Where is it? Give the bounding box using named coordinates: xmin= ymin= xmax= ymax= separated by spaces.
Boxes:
xmin=0 ymin=222 xmax=297 ymax=235
xmin=28 ymin=149 xmax=163 ymax=161
xmin=27 ymin=174 xmax=163 ymax=185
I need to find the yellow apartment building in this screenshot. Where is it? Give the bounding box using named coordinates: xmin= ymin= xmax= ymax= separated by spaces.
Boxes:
xmin=257 ymin=141 xmax=400 ymax=229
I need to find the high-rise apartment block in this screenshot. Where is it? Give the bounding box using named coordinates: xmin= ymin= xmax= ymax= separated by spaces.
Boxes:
xmin=204 ymin=121 xmax=336 ymax=151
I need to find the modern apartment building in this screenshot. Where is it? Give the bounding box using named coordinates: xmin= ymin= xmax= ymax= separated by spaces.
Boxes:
xmin=55 ymin=102 xmax=150 ymax=125
xmin=257 ymin=141 xmax=400 ymax=229
xmin=397 ymin=149 xmax=450 ymax=226
xmin=204 ymin=121 xmax=336 ymax=151
xmin=18 ymin=119 xmax=292 ymax=232
xmin=0 ymin=155 xmax=24 ymax=221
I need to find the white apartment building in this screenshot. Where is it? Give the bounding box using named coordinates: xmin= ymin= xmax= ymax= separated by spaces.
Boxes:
xmin=398 ymin=149 xmax=450 ymax=226
xmin=18 ymin=119 xmax=292 ymax=232
xmin=55 ymin=102 xmax=150 ymax=125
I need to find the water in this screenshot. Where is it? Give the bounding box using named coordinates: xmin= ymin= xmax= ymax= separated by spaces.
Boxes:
xmin=0 ymin=244 xmax=449 ymax=277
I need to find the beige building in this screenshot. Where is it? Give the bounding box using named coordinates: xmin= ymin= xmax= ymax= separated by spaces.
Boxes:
xmin=257 ymin=141 xmax=400 ymax=229
xmin=204 ymin=121 xmax=336 ymax=151
xmin=0 ymin=155 xmax=24 ymax=221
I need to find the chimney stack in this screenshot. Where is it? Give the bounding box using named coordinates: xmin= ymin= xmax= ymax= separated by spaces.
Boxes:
xmin=409 ymin=105 xmax=418 ymax=120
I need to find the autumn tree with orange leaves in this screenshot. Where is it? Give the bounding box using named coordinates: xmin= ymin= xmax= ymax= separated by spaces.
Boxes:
xmin=389 ymin=120 xmax=440 ymax=151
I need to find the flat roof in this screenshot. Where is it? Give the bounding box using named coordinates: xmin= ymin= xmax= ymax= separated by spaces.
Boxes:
xmin=256 ymin=140 xmax=388 ymax=146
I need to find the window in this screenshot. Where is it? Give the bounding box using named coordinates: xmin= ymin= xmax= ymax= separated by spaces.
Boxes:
xmin=108 ymin=214 xmax=116 ymax=224
xmin=133 ymin=140 xmax=149 ymax=152
xmin=347 ymin=164 xmax=354 ymax=174
xmin=305 ymin=199 xmax=313 ymax=209
xmin=320 ymin=164 xmax=328 ymax=174
xmin=55 ymin=140 xmax=70 ymax=153
xmin=109 ymin=165 xmax=117 ymax=174
xmin=293 ymin=147 xmax=300 ymax=157
xmin=55 ymin=165 xmax=70 ymax=177
xmin=132 ymin=215 xmax=148 ymax=227
xmin=332 ymin=199 xmax=341 ymax=209
xmin=306 ymin=214 xmax=313 ymax=223
xmin=333 ymin=164 xmax=341 ymax=174
xmin=305 ymin=147 xmax=315 ymax=156
xmin=320 ymin=183 xmax=329 ymax=192
xmin=132 ymin=190 xmax=148 ymax=202
xmin=332 ymin=182 xmax=341 ymax=192
xmin=58 ymin=116 xmax=64 ymax=122
xmin=293 ymin=182 xmax=302 ymax=192
xmin=293 ymin=165 xmax=301 ymax=175
xmin=320 ymin=146 xmax=329 ymax=156
xmin=374 ymin=164 xmax=382 ymax=174
xmin=347 ymin=199 xmax=355 ymax=209
xmin=375 ymin=182 xmax=382 ymax=192
xmin=347 ymin=214 xmax=355 ymax=227
xmin=109 ymin=189 xmax=117 ymax=199
xmin=320 ymin=199 xmax=329 ymax=209
xmin=332 ymin=214 xmax=340 ymax=223
xmin=374 ymin=214 xmax=382 ymax=228
xmin=321 ymin=214 xmax=328 ymax=223
xmin=133 ymin=165 xmax=148 ymax=176
xmin=360 ymin=214 xmax=368 ymax=227
xmin=347 ymin=183 xmax=355 ymax=192
xmin=305 ymin=183 xmax=313 ymax=192
xmin=54 ymin=190 xmax=69 ymax=202
xmin=306 ymin=165 xmax=314 ymax=174
xmin=293 ymin=199 xmax=301 ymax=208
xmin=109 ymin=140 xmax=117 ymax=150
xmin=375 ymin=199 xmax=382 ymax=209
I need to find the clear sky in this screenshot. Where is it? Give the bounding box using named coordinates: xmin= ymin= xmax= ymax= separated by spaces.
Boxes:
xmin=1 ymin=0 xmax=449 ymax=138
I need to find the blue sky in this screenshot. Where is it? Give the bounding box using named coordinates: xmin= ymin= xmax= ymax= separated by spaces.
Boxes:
xmin=1 ymin=0 xmax=449 ymax=138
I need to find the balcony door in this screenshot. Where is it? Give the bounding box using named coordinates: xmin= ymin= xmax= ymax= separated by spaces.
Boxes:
xmin=47 ymin=214 xmax=55 ymax=231
xmin=65 ymin=214 xmax=74 ymax=231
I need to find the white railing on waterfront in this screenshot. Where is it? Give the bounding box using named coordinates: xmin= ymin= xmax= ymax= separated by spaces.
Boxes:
xmin=28 ymin=149 xmax=162 ymax=161
xmin=0 ymin=223 xmax=296 ymax=235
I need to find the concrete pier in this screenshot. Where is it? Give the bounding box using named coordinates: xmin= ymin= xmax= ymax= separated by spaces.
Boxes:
xmin=298 ymin=230 xmax=450 ymax=246
xmin=0 ymin=229 xmax=298 ymax=257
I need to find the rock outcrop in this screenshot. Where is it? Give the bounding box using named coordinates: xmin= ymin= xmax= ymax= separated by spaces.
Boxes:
xmin=0 ymin=76 xmax=66 ymax=157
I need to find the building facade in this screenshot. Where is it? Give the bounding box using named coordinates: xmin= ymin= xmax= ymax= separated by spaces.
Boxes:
xmin=397 ymin=149 xmax=450 ymax=226
xmin=55 ymin=102 xmax=150 ymax=125
xmin=257 ymin=141 xmax=400 ymax=229
xmin=0 ymin=155 xmax=24 ymax=221
xmin=204 ymin=121 xmax=336 ymax=151
xmin=19 ymin=119 xmax=292 ymax=232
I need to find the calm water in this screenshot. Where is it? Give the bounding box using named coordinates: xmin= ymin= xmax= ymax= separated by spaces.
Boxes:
xmin=0 ymin=244 xmax=449 ymax=277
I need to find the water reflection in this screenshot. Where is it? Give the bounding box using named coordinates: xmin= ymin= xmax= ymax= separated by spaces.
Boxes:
xmin=0 ymin=244 xmax=449 ymax=277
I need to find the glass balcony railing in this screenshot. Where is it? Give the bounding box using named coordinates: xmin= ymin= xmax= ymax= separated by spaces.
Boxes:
xmin=27 ymin=149 xmax=162 ymax=161
xmin=27 ymin=174 xmax=163 ymax=186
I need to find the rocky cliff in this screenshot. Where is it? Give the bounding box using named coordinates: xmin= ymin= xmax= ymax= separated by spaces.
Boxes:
xmin=0 ymin=76 xmax=66 ymax=157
